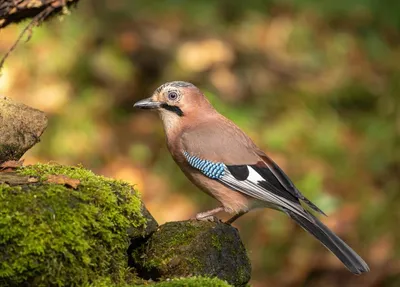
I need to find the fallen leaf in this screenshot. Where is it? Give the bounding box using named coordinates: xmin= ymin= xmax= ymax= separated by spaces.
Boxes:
xmin=47 ymin=175 xmax=80 ymax=189
xmin=0 ymin=160 xmax=24 ymax=172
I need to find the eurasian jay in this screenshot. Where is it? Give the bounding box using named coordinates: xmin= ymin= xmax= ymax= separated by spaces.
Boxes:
xmin=134 ymin=81 xmax=369 ymax=275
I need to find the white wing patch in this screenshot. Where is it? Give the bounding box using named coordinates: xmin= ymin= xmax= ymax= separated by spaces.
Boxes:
xmin=247 ymin=166 xmax=265 ymax=182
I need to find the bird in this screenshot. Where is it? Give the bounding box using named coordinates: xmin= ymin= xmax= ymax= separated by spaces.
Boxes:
xmin=134 ymin=81 xmax=370 ymax=275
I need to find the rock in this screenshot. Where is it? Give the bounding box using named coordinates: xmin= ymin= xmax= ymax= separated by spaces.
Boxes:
xmin=0 ymin=164 xmax=249 ymax=286
xmin=0 ymin=96 xmax=48 ymax=164
xmin=131 ymin=220 xmax=251 ymax=287
xmin=0 ymin=164 xmax=158 ymax=286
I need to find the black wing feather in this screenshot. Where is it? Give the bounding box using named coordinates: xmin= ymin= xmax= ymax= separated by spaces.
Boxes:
xmin=255 ymin=153 xmax=326 ymax=215
xmin=226 ymin=165 xmax=249 ymax=181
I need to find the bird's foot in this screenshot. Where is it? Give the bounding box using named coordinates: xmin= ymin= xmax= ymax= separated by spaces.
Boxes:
xmin=195 ymin=215 xmax=221 ymax=223
xmin=194 ymin=206 xmax=224 ymax=222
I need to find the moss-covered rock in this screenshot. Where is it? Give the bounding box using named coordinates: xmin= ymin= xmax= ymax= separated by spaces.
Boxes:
xmin=131 ymin=220 xmax=251 ymax=287
xmin=0 ymin=164 xmax=158 ymax=286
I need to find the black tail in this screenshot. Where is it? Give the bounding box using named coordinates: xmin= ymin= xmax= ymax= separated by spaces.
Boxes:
xmin=287 ymin=211 xmax=370 ymax=274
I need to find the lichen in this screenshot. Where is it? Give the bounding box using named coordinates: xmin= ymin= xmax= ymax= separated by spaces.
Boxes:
xmin=0 ymin=163 xmax=152 ymax=286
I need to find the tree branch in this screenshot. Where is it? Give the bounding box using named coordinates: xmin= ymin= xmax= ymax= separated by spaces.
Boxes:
xmin=0 ymin=0 xmax=80 ymax=70
xmin=0 ymin=0 xmax=78 ymax=29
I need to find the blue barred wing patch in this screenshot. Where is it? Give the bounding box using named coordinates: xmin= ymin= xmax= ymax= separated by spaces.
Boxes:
xmin=183 ymin=151 xmax=226 ymax=179
xmin=182 ymin=151 xmax=311 ymax=220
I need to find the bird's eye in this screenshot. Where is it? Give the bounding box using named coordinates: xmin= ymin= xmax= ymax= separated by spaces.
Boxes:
xmin=168 ymin=91 xmax=179 ymax=101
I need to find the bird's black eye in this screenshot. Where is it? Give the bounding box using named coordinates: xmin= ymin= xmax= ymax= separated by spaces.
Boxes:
xmin=168 ymin=91 xmax=179 ymax=101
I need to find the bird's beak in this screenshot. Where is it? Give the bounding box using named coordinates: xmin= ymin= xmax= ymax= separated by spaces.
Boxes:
xmin=133 ymin=97 xmax=161 ymax=110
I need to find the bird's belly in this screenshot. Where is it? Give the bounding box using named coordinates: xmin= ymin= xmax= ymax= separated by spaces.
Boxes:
xmin=186 ymin=170 xmax=251 ymax=214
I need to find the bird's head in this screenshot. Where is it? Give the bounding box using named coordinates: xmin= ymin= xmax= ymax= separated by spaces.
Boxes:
xmin=134 ymin=81 xmax=215 ymax=130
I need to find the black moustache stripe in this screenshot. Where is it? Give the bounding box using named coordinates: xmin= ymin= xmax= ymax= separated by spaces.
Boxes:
xmin=161 ymin=103 xmax=184 ymax=117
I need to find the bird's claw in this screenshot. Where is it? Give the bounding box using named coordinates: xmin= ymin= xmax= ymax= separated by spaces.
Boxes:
xmin=195 ymin=215 xmax=221 ymax=223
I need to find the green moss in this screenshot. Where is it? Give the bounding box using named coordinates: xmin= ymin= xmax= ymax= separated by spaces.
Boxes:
xmin=134 ymin=222 xmax=202 ymax=272
xmin=237 ymin=266 xmax=250 ymax=286
xmin=1 ymin=164 xmax=241 ymax=286
xmin=0 ymin=163 xmax=149 ymax=286
xmin=186 ymin=256 xmax=202 ymax=271
xmin=87 ymin=273 xmax=145 ymax=287
xmin=19 ymin=163 xmax=107 ymax=182
xmin=90 ymin=276 xmax=232 ymax=287
xmin=211 ymin=234 xmax=222 ymax=251
xmin=145 ymin=277 xmax=232 ymax=287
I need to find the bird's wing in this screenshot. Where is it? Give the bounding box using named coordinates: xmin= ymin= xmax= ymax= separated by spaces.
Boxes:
xmin=183 ymin=150 xmax=307 ymax=219
xmin=180 ymin=120 xmax=324 ymax=216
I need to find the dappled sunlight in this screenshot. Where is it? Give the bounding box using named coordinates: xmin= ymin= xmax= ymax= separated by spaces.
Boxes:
xmin=1 ymin=0 xmax=399 ymax=285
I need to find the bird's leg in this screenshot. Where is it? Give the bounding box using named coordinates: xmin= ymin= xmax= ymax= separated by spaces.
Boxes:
xmin=195 ymin=206 xmax=224 ymax=222
xmin=226 ymin=211 xmax=248 ymax=224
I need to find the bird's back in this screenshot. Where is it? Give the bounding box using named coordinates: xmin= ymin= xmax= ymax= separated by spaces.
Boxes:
xmin=169 ymin=114 xmax=261 ymax=166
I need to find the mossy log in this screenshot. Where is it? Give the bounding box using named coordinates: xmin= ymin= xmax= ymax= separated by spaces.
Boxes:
xmin=132 ymin=220 xmax=252 ymax=287
xmin=0 ymin=97 xmax=48 ymax=164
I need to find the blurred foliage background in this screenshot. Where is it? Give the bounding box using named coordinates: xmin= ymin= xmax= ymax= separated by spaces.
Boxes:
xmin=1 ymin=0 xmax=399 ymax=286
